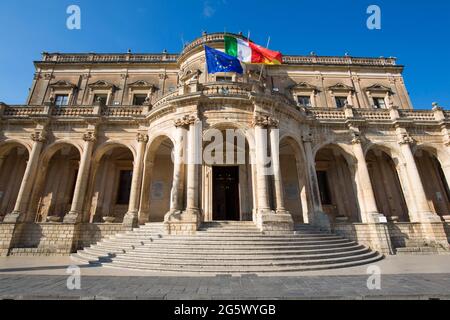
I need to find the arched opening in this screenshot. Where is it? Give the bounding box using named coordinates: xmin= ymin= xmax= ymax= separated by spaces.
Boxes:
xmin=88 ymin=146 xmax=134 ymax=223
xmin=366 ymin=148 xmax=409 ymax=222
xmin=315 ymin=145 xmax=360 ymax=222
xmin=280 ymin=137 xmax=306 ymax=223
xmin=0 ymin=144 xmax=29 ymax=221
xmin=35 ymin=144 xmax=80 ymax=222
xmin=202 ymin=127 xmax=253 ymax=221
xmin=145 ymin=138 xmax=174 ymax=222
xmin=415 ymin=148 xmax=450 ymax=217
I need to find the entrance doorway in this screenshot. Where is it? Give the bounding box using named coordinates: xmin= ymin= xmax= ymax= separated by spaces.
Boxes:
xmin=212 ymin=166 xmax=240 ymax=220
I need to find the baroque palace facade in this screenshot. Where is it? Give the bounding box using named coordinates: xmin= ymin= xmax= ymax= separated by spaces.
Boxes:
xmin=0 ymin=32 xmax=449 ymax=263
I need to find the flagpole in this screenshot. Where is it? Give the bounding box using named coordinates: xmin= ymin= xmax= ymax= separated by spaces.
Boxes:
xmin=258 ymin=36 xmax=271 ymax=82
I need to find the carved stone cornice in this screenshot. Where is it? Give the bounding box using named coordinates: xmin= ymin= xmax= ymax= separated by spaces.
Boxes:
xmin=252 ymin=115 xmax=279 ymax=128
xmin=174 ymin=114 xmax=199 ymax=128
xmin=31 ymin=131 xmax=46 ymax=143
xmin=137 ymin=132 xmax=149 ymax=143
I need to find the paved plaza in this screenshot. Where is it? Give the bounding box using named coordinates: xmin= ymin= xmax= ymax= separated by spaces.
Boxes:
xmin=0 ymin=255 xmax=450 ymax=299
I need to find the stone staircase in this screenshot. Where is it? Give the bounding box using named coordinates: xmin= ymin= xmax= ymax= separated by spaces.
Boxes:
xmin=71 ymin=221 xmax=383 ymax=273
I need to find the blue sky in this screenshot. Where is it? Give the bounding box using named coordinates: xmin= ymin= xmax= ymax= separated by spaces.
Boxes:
xmin=0 ymin=0 xmax=449 ymax=108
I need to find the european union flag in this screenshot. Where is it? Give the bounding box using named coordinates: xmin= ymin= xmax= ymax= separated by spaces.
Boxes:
xmin=205 ymin=45 xmax=243 ymax=74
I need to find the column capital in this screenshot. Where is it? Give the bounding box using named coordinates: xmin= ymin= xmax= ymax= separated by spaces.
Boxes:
xmin=82 ymin=131 xmax=96 ymax=142
xmin=30 ymin=131 xmax=46 ymax=143
xmin=136 ymin=132 xmax=149 ymax=143
xmin=302 ymin=133 xmax=313 ymax=143
xmin=174 ymin=114 xmax=199 ymax=128
xmin=398 ymin=132 xmax=415 ymax=145
xmin=350 ymin=129 xmax=362 ymax=145
xmin=252 ymin=115 xmax=279 ymax=128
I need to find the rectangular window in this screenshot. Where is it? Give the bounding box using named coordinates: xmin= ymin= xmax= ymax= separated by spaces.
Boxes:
xmin=132 ymin=94 xmax=147 ymax=106
xmin=373 ymin=97 xmax=386 ymax=109
xmin=54 ymin=94 xmax=69 ymax=107
xmin=116 ymin=170 xmax=133 ymax=205
xmin=93 ymin=94 xmax=108 ymax=105
xmin=335 ymin=97 xmax=347 ymax=108
xmin=216 ymin=76 xmax=232 ymax=82
xmin=297 ymin=95 xmax=312 ymax=108
xmin=317 ymin=171 xmax=332 ymax=205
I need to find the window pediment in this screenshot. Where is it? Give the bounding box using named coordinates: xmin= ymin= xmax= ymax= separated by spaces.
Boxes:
xmin=49 ymin=80 xmax=77 ymax=89
xmin=327 ymin=83 xmax=354 ymax=92
xmin=289 ymin=82 xmax=319 ymax=93
xmin=128 ymin=80 xmax=158 ymax=92
xmin=364 ymin=84 xmax=393 ymax=93
xmin=88 ymin=80 xmax=117 ymax=91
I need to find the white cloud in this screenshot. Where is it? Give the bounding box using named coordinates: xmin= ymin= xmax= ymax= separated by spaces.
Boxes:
xmin=203 ymin=1 xmax=216 ymax=18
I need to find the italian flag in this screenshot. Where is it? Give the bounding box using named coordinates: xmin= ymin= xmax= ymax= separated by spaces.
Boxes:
xmin=224 ymin=36 xmax=282 ymax=65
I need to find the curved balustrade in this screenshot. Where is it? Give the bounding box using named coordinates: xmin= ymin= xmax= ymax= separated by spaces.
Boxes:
xmin=101 ymin=106 xmax=144 ymax=117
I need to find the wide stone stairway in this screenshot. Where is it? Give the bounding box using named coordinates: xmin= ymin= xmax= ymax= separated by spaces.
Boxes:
xmin=71 ymin=221 xmax=383 ymax=273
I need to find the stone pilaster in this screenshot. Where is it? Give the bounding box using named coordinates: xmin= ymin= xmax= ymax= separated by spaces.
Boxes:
xmin=3 ymin=131 xmax=45 ymax=223
xmin=64 ymin=131 xmax=96 ymax=224
xmin=302 ymin=133 xmax=331 ymax=231
xmin=123 ymin=132 xmax=148 ymax=227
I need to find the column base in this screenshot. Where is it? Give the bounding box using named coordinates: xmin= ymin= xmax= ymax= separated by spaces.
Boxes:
xmin=257 ymin=212 xmax=294 ymax=234
xmin=3 ymin=211 xmax=21 ymax=224
xmin=163 ymin=209 xmax=201 ymax=235
xmin=63 ymin=211 xmax=81 ymax=224
xmin=366 ymin=212 xmax=388 ymax=224
xmin=123 ymin=211 xmax=139 ymax=228
xmin=312 ymin=210 xmax=331 ymax=232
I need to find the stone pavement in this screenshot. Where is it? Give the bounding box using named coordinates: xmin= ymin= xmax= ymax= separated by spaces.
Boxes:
xmin=0 ymin=255 xmax=450 ymax=299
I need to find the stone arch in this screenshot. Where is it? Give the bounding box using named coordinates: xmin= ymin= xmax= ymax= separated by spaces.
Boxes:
xmin=0 ymin=141 xmax=30 ymax=221
xmin=86 ymin=144 xmax=135 ymax=223
xmin=139 ymin=134 xmax=175 ymax=223
xmin=314 ymin=143 xmax=360 ymax=222
xmin=202 ymin=122 xmax=254 ymax=221
xmin=365 ymin=144 xmax=409 ymax=222
xmin=279 ymin=134 xmax=308 ymax=223
xmin=413 ymin=144 xmax=450 ymax=217
xmin=32 ymin=142 xmax=81 ymax=222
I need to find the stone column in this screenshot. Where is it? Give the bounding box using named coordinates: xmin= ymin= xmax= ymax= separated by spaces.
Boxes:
xmin=397 ymin=130 xmax=440 ymax=222
xmin=4 ymin=132 xmax=45 ymax=223
xmin=185 ymin=116 xmax=201 ymax=217
xmin=253 ymin=115 xmax=293 ymax=233
xmin=269 ymin=125 xmax=286 ymax=213
xmin=164 ymin=115 xmax=200 ymax=235
xmin=64 ymin=131 xmax=96 ymax=223
xmin=123 ymin=132 xmax=148 ymax=227
xmin=168 ymin=119 xmax=186 ymax=214
xmin=253 ymin=116 xmax=271 ymax=214
xmin=302 ymin=133 xmax=330 ymax=231
xmin=350 ymin=130 xmax=386 ymax=223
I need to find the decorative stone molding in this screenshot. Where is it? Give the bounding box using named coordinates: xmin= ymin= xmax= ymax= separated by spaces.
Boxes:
xmin=31 ymin=131 xmax=46 ymax=143
xmin=49 ymin=80 xmax=77 ymax=90
xmin=174 ymin=114 xmax=199 ymax=128
xmin=88 ymin=80 xmax=117 ymax=92
xmin=398 ymin=132 xmax=415 ymax=145
xmin=82 ymin=131 xmax=96 ymax=142
xmin=302 ymin=133 xmax=313 ymax=143
xmin=252 ymin=115 xmax=279 ymax=128
xmin=137 ymin=132 xmax=149 ymax=143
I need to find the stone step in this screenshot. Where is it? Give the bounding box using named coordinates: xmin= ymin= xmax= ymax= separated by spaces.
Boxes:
xmin=130 ymin=241 xmax=358 ymax=252
xmin=111 ymin=234 xmax=344 ymax=241
xmin=396 ymin=247 xmax=439 ymax=255
xmin=104 ymin=253 xmax=384 ymax=273
xmin=99 ymin=238 xmax=352 ymax=248
xmin=124 ymin=244 xmax=366 ymax=256
xmin=112 ymin=247 xmax=371 ymax=262
xmin=113 ymin=250 xmax=378 ymax=267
